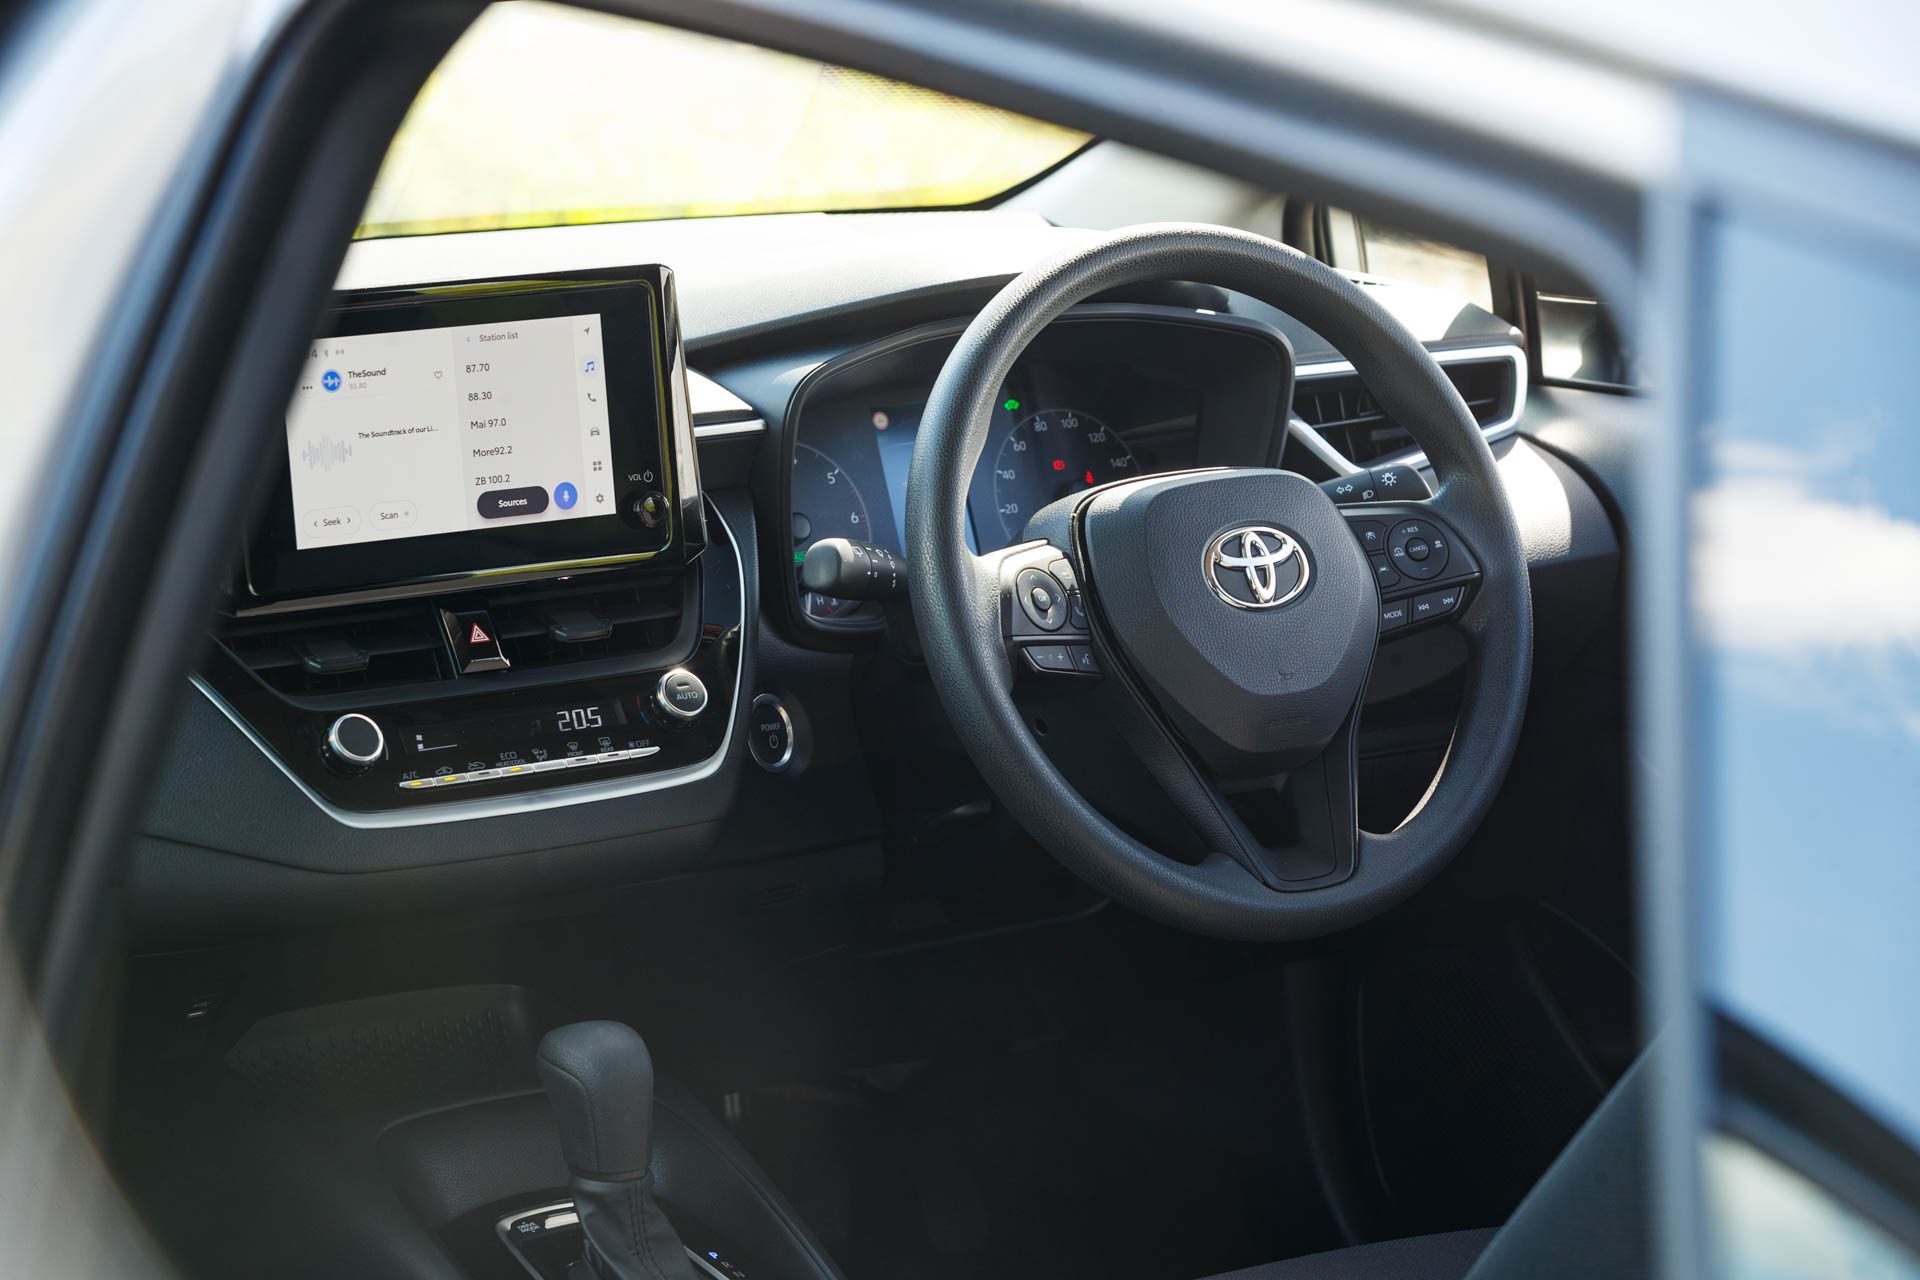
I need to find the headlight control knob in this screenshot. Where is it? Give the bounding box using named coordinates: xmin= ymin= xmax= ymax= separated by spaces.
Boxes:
xmin=324 ymin=712 xmax=385 ymax=772
xmin=653 ymin=668 xmax=709 ymax=723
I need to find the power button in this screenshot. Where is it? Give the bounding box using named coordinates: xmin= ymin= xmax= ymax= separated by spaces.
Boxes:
xmin=653 ymin=668 xmax=709 ymax=722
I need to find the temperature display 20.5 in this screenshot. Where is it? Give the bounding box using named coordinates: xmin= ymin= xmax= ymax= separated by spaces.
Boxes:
xmin=406 ymin=700 xmax=631 ymax=765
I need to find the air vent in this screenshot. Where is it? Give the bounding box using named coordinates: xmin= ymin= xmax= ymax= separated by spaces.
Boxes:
xmin=219 ymin=604 xmax=447 ymax=696
xmin=217 ymin=570 xmax=689 ymax=698
xmin=478 ymin=575 xmax=686 ymax=671
xmin=1294 ymin=354 xmax=1517 ymax=466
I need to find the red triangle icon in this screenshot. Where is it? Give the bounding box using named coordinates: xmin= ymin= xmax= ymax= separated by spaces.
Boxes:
xmin=468 ymin=622 xmax=492 ymax=645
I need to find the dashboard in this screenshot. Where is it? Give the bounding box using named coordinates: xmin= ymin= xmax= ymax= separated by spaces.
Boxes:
xmin=778 ymin=307 xmax=1295 ymax=631
xmin=127 ymin=211 xmax=1626 ymax=947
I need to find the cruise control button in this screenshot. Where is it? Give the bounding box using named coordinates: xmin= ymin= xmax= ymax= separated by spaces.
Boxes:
xmin=1387 ymin=519 xmax=1448 ymax=581
xmin=1024 ymin=644 xmax=1075 ymax=672
xmin=1371 ymin=555 xmax=1401 ymax=590
xmin=1350 ymin=520 xmax=1388 ymax=553
xmin=476 ymin=485 xmax=551 ymax=520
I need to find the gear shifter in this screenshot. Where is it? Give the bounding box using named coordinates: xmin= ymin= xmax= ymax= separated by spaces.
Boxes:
xmin=536 ymin=1021 xmax=697 ymax=1280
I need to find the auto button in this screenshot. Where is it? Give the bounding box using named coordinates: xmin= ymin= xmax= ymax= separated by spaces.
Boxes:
xmin=654 ymin=668 xmax=709 ymax=722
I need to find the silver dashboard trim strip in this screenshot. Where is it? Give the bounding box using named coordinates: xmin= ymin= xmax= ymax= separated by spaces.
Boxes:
xmin=692 ymin=417 xmax=765 ymax=439
xmin=188 ymin=504 xmax=747 ymax=830
xmin=1290 ymin=343 xmax=1528 ymax=473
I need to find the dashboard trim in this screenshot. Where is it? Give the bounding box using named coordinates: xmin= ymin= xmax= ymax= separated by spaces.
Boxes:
xmin=188 ymin=504 xmax=747 ymax=830
xmin=1291 ymin=343 xmax=1528 ymax=473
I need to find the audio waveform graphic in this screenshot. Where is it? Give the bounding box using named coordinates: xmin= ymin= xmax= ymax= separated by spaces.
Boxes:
xmin=301 ymin=436 xmax=354 ymax=471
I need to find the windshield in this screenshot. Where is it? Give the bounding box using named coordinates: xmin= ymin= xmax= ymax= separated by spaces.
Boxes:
xmin=357 ymin=2 xmax=1091 ymax=239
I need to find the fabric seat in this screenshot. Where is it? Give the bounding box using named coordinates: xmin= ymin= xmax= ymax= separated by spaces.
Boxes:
xmin=1201 ymin=1043 xmax=1659 ymax=1280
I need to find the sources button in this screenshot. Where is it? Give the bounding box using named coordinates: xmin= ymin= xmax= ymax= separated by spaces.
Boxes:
xmin=476 ymin=486 xmax=550 ymax=520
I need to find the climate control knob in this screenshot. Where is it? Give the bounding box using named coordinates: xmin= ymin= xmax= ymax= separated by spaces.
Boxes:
xmin=324 ymin=712 xmax=385 ymax=772
xmin=653 ymin=668 xmax=709 ymax=723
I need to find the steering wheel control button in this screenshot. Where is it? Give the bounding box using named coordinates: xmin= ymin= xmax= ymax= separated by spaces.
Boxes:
xmin=1015 ymin=568 xmax=1069 ymax=631
xmin=441 ymin=608 xmax=511 ymax=673
xmin=1369 ymin=464 xmax=1430 ymax=499
xmin=1068 ymin=644 xmax=1100 ymax=674
xmin=749 ymin=694 xmax=796 ymax=772
xmin=1350 ymin=519 xmax=1387 ymax=553
xmin=1415 ymin=585 xmax=1465 ymax=620
xmin=653 ymin=668 xmax=709 ymax=722
xmin=1023 ymin=644 xmax=1075 ymax=673
xmin=1380 ymin=600 xmax=1411 ymax=631
xmin=1066 ymin=591 xmax=1089 ymax=630
xmin=1387 ymin=519 xmax=1449 ymax=581
xmin=1370 ymin=556 xmax=1402 ymax=590
xmin=324 ymin=713 xmax=385 ymax=772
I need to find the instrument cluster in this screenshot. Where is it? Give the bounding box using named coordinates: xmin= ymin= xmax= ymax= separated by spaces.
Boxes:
xmin=781 ymin=309 xmax=1296 ymax=632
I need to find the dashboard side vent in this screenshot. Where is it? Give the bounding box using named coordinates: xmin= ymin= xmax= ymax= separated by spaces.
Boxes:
xmin=1294 ymin=355 xmax=1517 ymax=466
xmin=216 ymin=570 xmax=691 ymax=698
xmin=219 ymin=605 xmax=448 ymax=696
xmin=480 ymin=575 xmax=688 ymax=671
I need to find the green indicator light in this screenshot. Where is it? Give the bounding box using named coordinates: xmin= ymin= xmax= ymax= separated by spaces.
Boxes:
xmin=1004 ymin=398 xmax=1020 ymax=412
xmin=793 ymin=550 xmax=807 ymax=565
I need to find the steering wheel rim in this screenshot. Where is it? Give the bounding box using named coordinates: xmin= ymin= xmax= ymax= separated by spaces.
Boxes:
xmin=906 ymin=223 xmax=1532 ymax=941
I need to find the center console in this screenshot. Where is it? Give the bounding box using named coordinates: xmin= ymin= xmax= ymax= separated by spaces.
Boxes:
xmin=196 ymin=266 xmax=741 ymax=821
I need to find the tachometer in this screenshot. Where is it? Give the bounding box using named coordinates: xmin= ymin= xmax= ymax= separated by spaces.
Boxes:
xmin=790 ymin=443 xmax=873 ymax=621
xmin=990 ymin=408 xmax=1137 ymax=541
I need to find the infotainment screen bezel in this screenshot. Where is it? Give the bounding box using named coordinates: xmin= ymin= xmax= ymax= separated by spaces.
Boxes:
xmin=243 ymin=265 xmax=701 ymax=610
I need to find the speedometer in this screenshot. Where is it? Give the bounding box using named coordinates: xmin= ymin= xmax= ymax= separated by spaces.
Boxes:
xmin=990 ymin=408 xmax=1137 ymax=541
xmin=790 ymin=443 xmax=872 ymax=621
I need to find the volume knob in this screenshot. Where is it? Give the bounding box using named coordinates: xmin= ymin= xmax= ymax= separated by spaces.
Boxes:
xmin=324 ymin=712 xmax=385 ymax=772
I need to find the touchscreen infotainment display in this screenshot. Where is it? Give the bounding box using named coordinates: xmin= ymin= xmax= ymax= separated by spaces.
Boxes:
xmin=244 ymin=266 xmax=699 ymax=606
xmin=286 ymin=313 xmax=616 ymax=550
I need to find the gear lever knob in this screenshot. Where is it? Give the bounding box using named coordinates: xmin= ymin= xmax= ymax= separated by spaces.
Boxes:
xmin=536 ymin=1021 xmax=695 ymax=1280
xmin=537 ymin=1020 xmax=658 ymax=1178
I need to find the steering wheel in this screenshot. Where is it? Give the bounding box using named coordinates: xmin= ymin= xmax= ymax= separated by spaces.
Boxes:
xmin=905 ymin=224 xmax=1532 ymax=941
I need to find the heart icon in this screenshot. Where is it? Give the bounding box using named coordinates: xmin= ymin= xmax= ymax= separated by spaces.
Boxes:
xmin=433 ymin=370 xmax=443 ymax=379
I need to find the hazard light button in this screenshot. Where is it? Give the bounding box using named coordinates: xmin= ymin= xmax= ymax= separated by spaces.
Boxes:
xmin=441 ymin=608 xmax=511 ymax=674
